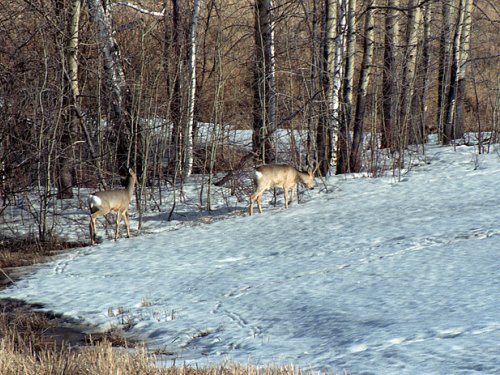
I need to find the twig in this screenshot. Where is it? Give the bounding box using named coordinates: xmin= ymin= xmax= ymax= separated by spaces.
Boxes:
xmin=0 ymin=268 xmax=15 ymax=286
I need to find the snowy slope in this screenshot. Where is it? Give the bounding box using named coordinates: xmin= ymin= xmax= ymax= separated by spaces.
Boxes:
xmin=1 ymin=141 xmax=499 ymax=374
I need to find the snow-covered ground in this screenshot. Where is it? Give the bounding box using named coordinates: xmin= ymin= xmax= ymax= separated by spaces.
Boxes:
xmin=1 ymin=139 xmax=499 ymax=374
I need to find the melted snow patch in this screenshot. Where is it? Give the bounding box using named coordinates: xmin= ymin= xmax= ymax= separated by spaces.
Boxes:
xmin=350 ymin=344 xmax=368 ymax=353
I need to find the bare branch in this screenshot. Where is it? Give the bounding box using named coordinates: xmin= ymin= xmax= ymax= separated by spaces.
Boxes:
xmin=113 ymin=1 xmax=165 ymax=17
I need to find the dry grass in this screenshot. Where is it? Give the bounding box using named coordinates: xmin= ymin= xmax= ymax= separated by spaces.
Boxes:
xmin=0 ymin=298 xmax=167 ymax=375
xmin=0 ymin=316 xmax=328 ymax=375
xmin=0 ymin=339 xmax=161 ymax=375
xmin=0 ymin=337 xmax=324 ymax=375
xmin=0 ymin=238 xmax=85 ymax=269
xmin=0 ymin=339 xmax=321 ymax=375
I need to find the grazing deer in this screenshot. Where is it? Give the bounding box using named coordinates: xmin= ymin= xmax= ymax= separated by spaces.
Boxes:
xmin=249 ymin=164 xmax=315 ymax=215
xmin=88 ymin=168 xmax=137 ymax=245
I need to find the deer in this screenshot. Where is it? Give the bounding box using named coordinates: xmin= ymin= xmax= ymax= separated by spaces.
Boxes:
xmin=88 ymin=168 xmax=137 ymax=245
xmin=248 ymin=164 xmax=315 ymax=215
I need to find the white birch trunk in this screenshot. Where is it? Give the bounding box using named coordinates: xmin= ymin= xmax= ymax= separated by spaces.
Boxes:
xmin=87 ymin=0 xmax=128 ymax=119
xmin=343 ymin=0 xmax=356 ymax=110
xmin=253 ymin=0 xmax=277 ymax=164
xmin=58 ymin=0 xmax=83 ymax=199
xmin=87 ymin=0 xmax=133 ymax=173
xmin=183 ymin=0 xmax=200 ymax=178
xmin=268 ymin=1 xmax=277 ymax=141
xmin=350 ymin=0 xmax=375 ymax=171
xmin=381 ymin=0 xmax=400 ymax=149
xmin=454 ymin=0 xmax=473 ymax=140
xmin=318 ymin=0 xmax=336 ymax=174
xmin=457 ymin=0 xmax=473 ymax=82
xmin=400 ymin=0 xmax=423 ymax=144
xmin=335 ymin=0 xmax=356 ymax=174
xmin=444 ymin=0 xmax=470 ymax=144
xmin=69 ymin=0 xmax=81 ymax=102
xmin=437 ymin=0 xmax=454 ymax=141
xmin=328 ymin=0 xmax=346 ymax=168
xmin=412 ymin=1 xmax=432 ymax=144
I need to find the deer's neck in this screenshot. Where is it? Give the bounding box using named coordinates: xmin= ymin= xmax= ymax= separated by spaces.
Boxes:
xmin=126 ymin=179 xmax=136 ymax=197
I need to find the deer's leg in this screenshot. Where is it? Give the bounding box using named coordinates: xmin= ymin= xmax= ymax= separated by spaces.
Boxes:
xmin=90 ymin=213 xmax=101 ymax=245
xmin=256 ymin=192 xmax=263 ymax=213
xmin=123 ymin=210 xmax=131 ymax=238
xmin=115 ymin=211 xmax=122 ymax=241
xmin=284 ymin=188 xmax=290 ymax=208
xmin=89 ymin=217 xmax=95 ymax=245
xmin=250 ymin=189 xmax=265 ymax=215
xmin=249 ymin=192 xmax=256 ymax=215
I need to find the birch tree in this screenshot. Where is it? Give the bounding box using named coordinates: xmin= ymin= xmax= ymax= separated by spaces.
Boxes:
xmin=437 ymin=0 xmax=454 ymax=142
xmin=453 ymin=0 xmax=473 ymax=142
xmin=350 ymin=0 xmax=376 ymax=172
xmin=336 ymin=0 xmax=356 ymax=174
xmin=87 ymin=0 xmax=132 ymax=174
xmin=399 ymin=0 xmax=423 ymax=147
xmin=443 ymin=0 xmax=473 ymax=144
xmin=164 ymin=0 xmax=183 ymax=176
xmin=183 ymin=0 xmax=200 ymax=178
xmin=381 ymin=0 xmax=400 ymax=150
xmin=412 ymin=1 xmax=431 ymax=145
xmin=318 ymin=0 xmax=344 ymax=176
xmin=253 ymin=0 xmax=277 ymax=165
xmin=57 ymin=0 xmax=82 ymax=198
xmin=68 ymin=0 xmax=81 ymax=107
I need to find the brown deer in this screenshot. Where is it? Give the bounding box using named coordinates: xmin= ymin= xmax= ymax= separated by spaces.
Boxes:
xmin=249 ymin=164 xmax=315 ymax=215
xmin=89 ymin=168 xmax=137 ymax=245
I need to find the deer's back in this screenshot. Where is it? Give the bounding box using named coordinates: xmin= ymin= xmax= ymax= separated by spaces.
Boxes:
xmin=255 ymin=164 xmax=299 ymax=188
xmin=93 ymin=189 xmax=130 ymax=211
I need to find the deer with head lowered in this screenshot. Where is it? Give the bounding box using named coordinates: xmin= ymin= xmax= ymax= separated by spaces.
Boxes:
xmin=88 ymin=168 xmax=137 ymax=245
xmin=249 ymin=164 xmax=315 ymax=215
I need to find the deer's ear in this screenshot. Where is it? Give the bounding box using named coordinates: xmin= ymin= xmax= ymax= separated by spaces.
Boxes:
xmin=309 ymin=161 xmax=320 ymax=176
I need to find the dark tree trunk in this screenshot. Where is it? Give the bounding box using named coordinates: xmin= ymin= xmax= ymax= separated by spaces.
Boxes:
xmin=350 ymin=0 xmax=375 ymax=172
xmin=381 ymin=0 xmax=399 ymax=150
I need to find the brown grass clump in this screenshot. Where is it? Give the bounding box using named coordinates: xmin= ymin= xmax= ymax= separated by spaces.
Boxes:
xmin=0 ymin=238 xmax=85 ymax=269
xmin=0 ymin=338 xmax=162 ymax=375
xmin=1 ymin=338 xmax=322 ymax=375
xmin=0 ymin=238 xmax=86 ymax=288
xmin=1 ymin=327 xmax=330 ymax=375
